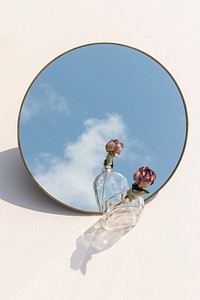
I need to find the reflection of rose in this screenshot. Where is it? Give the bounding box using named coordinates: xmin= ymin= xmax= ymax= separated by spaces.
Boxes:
xmin=133 ymin=166 xmax=156 ymax=188
xmin=105 ymin=139 xmax=123 ymax=155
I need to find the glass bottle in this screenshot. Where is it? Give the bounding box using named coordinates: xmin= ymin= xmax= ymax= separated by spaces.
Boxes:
xmin=102 ymin=190 xmax=145 ymax=230
xmin=93 ymin=165 xmax=129 ymax=213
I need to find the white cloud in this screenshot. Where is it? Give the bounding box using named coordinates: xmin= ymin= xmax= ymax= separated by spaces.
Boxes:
xmin=31 ymin=113 xmax=152 ymax=211
xmin=32 ymin=114 xmax=129 ymax=211
xmin=20 ymin=95 xmax=43 ymax=122
xmin=21 ymin=83 xmax=69 ymax=122
xmin=40 ymin=83 xmax=69 ymax=113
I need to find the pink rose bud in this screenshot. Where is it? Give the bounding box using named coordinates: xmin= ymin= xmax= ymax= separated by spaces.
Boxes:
xmin=105 ymin=139 xmax=123 ymax=155
xmin=133 ymin=166 xmax=156 ymax=188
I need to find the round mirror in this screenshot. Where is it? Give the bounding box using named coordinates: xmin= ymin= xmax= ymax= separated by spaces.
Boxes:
xmin=18 ymin=43 xmax=188 ymax=213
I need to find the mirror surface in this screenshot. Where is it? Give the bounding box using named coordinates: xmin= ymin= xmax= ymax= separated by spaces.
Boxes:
xmin=18 ymin=43 xmax=187 ymax=212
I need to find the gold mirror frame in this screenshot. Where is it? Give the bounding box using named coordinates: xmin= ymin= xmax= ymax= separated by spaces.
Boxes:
xmin=17 ymin=42 xmax=189 ymax=214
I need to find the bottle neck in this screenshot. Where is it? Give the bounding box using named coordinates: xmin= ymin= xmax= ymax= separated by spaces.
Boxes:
xmin=102 ymin=165 xmax=112 ymax=173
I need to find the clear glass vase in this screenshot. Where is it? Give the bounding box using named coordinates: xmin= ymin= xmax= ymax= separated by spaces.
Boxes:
xmin=93 ymin=166 xmax=129 ymax=213
xmin=101 ymin=192 xmax=145 ymax=230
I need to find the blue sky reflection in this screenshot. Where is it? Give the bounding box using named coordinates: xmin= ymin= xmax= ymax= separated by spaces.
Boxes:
xmin=19 ymin=44 xmax=186 ymax=211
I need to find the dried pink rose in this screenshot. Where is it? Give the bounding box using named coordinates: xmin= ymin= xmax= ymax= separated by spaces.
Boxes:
xmin=105 ymin=139 xmax=123 ymax=155
xmin=133 ymin=166 xmax=156 ymax=188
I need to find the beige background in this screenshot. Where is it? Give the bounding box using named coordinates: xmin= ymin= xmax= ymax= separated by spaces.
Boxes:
xmin=0 ymin=1 xmax=200 ymax=299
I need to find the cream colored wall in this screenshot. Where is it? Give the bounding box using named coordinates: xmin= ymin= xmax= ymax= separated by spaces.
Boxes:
xmin=0 ymin=1 xmax=199 ymax=299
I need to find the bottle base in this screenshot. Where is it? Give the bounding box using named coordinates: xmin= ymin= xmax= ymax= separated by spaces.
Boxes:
xmin=102 ymin=206 xmax=142 ymax=230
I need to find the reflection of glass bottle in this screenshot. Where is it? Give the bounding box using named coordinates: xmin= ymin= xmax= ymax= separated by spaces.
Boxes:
xmin=102 ymin=191 xmax=145 ymax=230
xmin=93 ymin=166 xmax=129 ymax=213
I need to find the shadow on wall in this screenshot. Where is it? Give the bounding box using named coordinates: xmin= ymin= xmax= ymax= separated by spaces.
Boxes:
xmin=70 ymin=192 xmax=159 ymax=275
xmin=0 ymin=148 xmax=85 ymax=216
xmin=70 ymin=218 xmax=134 ymax=275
